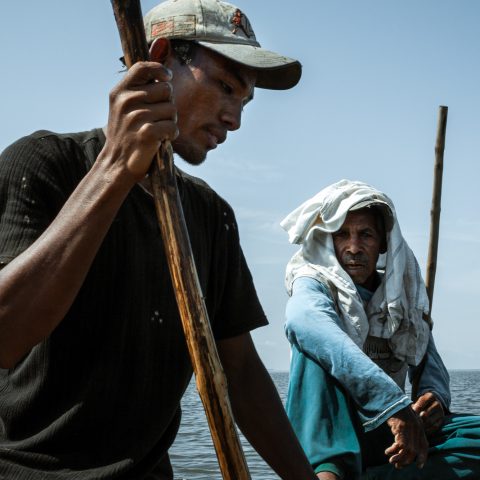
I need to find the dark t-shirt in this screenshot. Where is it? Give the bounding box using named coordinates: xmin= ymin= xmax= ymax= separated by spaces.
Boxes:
xmin=0 ymin=129 xmax=268 ymax=479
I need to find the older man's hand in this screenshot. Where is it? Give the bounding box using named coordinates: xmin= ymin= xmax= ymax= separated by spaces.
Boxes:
xmin=385 ymin=405 xmax=428 ymax=470
xmin=412 ymin=391 xmax=445 ymax=436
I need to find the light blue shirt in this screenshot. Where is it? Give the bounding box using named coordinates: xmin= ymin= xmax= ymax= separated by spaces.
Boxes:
xmin=285 ymin=276 xmax=451 ymax=431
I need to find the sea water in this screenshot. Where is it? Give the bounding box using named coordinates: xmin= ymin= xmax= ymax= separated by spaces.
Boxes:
xmin=169 ymin=370 xmax=480 ymax=480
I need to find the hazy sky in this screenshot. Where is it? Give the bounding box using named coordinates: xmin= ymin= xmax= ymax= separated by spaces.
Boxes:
xmin=1 ymin=1 xmax=479 ymax=371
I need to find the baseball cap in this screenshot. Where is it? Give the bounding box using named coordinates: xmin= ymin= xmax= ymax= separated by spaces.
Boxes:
xmin=350 ymin=199 xmax=394 ymax=232
xmin=143 ymin=0 xmax=302 ymax=90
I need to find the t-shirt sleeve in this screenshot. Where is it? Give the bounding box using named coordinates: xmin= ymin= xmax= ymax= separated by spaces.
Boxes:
xmin=208 ymin=201 xmax=268 ymax=339
xmin=0 ymin=134 xmax=68 ymax=265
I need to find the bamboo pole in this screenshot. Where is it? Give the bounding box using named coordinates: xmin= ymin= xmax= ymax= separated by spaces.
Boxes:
xmin=411 ymin=105 xmax=448 ymax=400
xmin=425 ymin=106 xmax=448 ymax=326
xmin=110 ymin=2 xmax=251 ymax=478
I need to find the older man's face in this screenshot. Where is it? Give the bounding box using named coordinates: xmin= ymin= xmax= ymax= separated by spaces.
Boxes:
xmin=332 ymin=209 xmax=383 ymax=290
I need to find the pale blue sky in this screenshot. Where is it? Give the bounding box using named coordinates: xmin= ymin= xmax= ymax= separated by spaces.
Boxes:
xmin=1 ymin=1 xmax=479 ymax=370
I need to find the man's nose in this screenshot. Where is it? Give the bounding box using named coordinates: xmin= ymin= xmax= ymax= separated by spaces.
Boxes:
xmin=220 ymin=103 xmax=242 ymax=131
xmin=346 ymin=235 xmax=361 ymax=254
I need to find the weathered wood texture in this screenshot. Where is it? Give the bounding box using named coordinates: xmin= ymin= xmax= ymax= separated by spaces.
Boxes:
xmin=111 ymin=2 xmax=251 ymax=478
xmin=425 ymin=105 xmax=448 ymax=326
xmin=411 ymin=105 xmax=448 ymax=401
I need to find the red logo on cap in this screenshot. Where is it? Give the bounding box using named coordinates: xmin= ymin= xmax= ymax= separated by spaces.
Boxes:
xmin=230 ymin=9 xmax=254 ymax=38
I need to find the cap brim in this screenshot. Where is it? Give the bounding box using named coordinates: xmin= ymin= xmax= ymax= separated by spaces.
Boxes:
xmin=350 ymin=199 xmax=394 ymax=231
xmin=349 ymin=199 xmax=389 ymax=211
xmin=197 ymin=41 xmax=302 ymax=90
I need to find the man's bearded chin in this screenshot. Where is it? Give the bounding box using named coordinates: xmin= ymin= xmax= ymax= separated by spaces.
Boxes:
xmin=172 ymin=139 xmax=207 ymax=166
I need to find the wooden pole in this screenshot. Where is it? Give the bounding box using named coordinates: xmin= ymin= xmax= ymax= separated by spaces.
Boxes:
xmin=110 ymin=2 xmax=251 ymax=478
xmin=411 ymin=105 xmax=448 ymax=400
xmin=425 ymin=105 xmax=448 ymax=326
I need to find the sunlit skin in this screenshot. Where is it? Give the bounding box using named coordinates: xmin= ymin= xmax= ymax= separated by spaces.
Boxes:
xmin=332 ymin=209 xmax=383 ymax=290
xmin=412 ymin=391 xmax=445 ymax=436
xmin=153 ymin=41 xmax=256 ymax=165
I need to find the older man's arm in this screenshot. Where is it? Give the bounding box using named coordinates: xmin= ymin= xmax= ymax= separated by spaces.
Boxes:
xmin=217 ymin=332 xmax=317 ymax=480
xmin=409 ymin=332 xmax=451 ymax=435
xmin=285 ymin=276 xmax=428 ymax=469
xmin=285 ymin=276 xmax=411 ymax=430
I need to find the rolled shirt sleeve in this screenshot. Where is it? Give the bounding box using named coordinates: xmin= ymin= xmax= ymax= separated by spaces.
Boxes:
xmin=285 ymin=276 xmax=411 ymax=431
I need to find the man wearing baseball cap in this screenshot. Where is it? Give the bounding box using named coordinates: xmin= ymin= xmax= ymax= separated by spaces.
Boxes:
xmin=0 ymin=1 xmax=315 ymax=478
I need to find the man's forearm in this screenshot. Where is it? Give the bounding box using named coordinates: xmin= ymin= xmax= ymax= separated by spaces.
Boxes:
xmin=234 ymin=366 xmax=316 ymax=478
xmin=409 ymin=332 xmax=451 ymax=410
xmin=0 ymin=61 xmax=177 ymax=369
xmin=0 ymin=158 xmax=132 ymax=368
xmin=218 ymin=334 xmax=317 ymax=479
xmin=285 ymin=277 xmax=410 ymax=431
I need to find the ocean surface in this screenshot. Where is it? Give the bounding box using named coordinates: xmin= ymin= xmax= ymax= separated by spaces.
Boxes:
xmin=169 ymin=370 xmax=480 ymax=480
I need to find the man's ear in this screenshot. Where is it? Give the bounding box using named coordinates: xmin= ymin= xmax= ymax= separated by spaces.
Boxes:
xmin=149 ymin=37 xmax=172 ymax=63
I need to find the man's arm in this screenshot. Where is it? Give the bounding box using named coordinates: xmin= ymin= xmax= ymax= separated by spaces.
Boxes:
xmin=409 ymin=332 xmax=451 ymax=410
xmin=385 ymin=406 xmax=428 ymax=469
xmin=217 ymin=332 xmax=317 ymax=479
xmin=285 ymin=276 xmax=428 ymax=469
xmin=0 ymin=62 xmax=176 ymax=368
xmin=409 ymin=332 xmax=451 ymax=435
xmin=285 ymin=276 xmax=410 ymax=430
xmin=411 ymin=392 xmax=445 ymax=436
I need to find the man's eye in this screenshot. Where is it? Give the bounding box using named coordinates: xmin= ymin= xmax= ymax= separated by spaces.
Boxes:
xmin=221 ymin=81 xmax=233 ymax=94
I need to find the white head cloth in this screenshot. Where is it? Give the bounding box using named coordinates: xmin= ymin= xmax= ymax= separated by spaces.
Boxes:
xmin=280 ymin=179 xmax=429 ymax=366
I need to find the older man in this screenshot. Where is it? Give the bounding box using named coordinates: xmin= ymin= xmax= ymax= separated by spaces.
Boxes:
xmin=281 ymin=180 xmax=480 ymax=480
xmin=0 ymin=1 xmax=317 ymax=478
